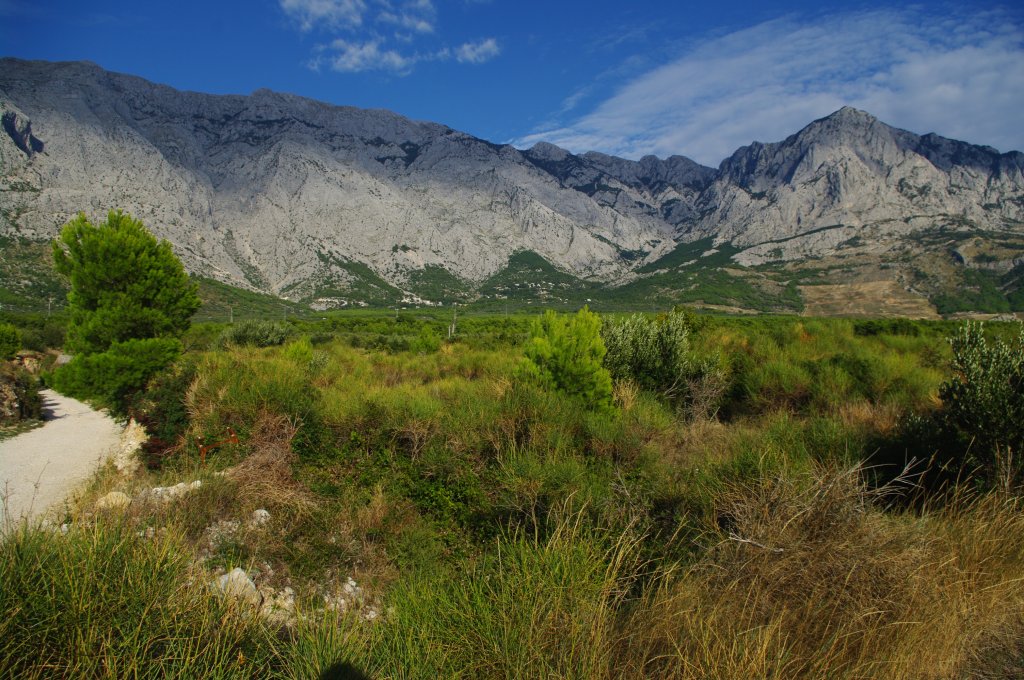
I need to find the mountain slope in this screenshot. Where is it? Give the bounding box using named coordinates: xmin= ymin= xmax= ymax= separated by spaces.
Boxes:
xmin=1 ymin=58 xmax=1022 ymax=315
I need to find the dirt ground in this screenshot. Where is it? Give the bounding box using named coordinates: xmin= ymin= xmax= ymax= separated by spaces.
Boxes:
xmin=0 ymin=389 xmax=122 ymax=526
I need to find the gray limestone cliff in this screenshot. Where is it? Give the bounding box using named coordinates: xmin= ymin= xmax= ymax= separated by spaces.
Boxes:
xmin=1 ymin=59 xmax=1022 ymax=305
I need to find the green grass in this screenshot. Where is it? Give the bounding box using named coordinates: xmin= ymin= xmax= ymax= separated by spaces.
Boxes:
xmin=192 ymin=276 xmax=311 ymax=323
xmin=0 ymin=520 xmax=280 ymax=678
xmin=5 ymin=311 xmax=1024 ymax=678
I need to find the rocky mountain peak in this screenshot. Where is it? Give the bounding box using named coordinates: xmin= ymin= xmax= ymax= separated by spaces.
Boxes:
xmin=526 ymin=141 xmax=572 ymax=161
xmin=0 ymin=59 xmax=1021 ymax=314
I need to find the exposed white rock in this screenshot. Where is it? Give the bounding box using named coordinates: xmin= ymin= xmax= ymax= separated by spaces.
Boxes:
xmin=148 ymin=480 xmax=202 ymax=501
xmin=249 ymin=508 xmax=271 ymax=527
xmin=94 ymin=491 xmax=131 ymax=511
xmin=113 ymin=418 xmax=147 ymax=475
xmin=260 ymin=585 xmax=296 ymax=625
xmin=213 ymin=568 xmax=262 ymax=608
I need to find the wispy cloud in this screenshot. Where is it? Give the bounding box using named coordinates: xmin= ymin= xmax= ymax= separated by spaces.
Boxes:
xmin=378 ymin=0 xmax=435 ymax=34
xmin=455 ymin=37 xmax=500 ymax=64
xmin=513 ymin=9 xmax=1024 ymax=165
xmin=281 ymin=0 xmax=498 ymax=74
xmin=280 ymin=0 xmax=367 ymax=32
xmin=321 ymin=39 xmax=416 ymax=73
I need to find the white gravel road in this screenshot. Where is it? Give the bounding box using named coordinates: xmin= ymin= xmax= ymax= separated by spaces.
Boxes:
xmin=1 ymin=389 xmax=122 ymax=525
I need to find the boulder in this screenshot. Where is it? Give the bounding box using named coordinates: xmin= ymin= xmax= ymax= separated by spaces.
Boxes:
xmin=94 ymin=491 xmax=131 ymax=511
xmin=214 ymin=568 xmax=262 ymax=607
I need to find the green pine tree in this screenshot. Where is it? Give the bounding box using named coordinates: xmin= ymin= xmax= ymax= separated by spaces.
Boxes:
xmin=51 ymin=210 xmax=200 ymax=411
xmin=521 ymin=307 xmax=613 ymax=410
xmin=53 ymin=210 xmax=199 ymax=354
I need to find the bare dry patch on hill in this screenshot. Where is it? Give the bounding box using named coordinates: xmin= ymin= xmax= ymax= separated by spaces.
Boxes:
xmin=800 ymin=280 xmax=939 ymax=318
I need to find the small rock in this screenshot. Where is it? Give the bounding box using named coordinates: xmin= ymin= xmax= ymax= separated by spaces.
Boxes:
xmin=323 ymin=593 xmax=348 ymax=613
xmin=95 ymin=491 xmax=131 ymax=511
xmin=149 ymin=479 xmax=202 ymax=501
xmin=250 ymin=508 xmax=271 ymax=527
xmin=213 ymin=568 xmax=262 ymax=607
xmin=113 ymin=419 xmax=147 ymax=474
xmin=260 ymin=586 xmax=297 ymax=625
xmin=205 ymin=519 xmax=241 ymax=547
xmin=362 ymin=607 xmax=379 ymax=622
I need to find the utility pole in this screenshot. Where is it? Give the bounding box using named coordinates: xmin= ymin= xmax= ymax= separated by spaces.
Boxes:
xmin=47 ymin=296 xmax=54 ymax=318
xmin=448 ymin=303 xmax=458 ymax=339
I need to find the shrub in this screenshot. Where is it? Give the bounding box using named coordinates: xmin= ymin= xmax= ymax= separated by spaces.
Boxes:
xmin=52 ymin=337 xmax=181 ymax=414
xmin=520 ymin=308 xmax=613 ymax=410
xmin=217 ymin=319 xmax=288 ymax=348
xmin=603 ymin=311 xmax=726 ymax=416
xmin=603 ymin=312 xmax=691 ymax=397
xmin=128 ymin=360 xmax=197 ymax=466
xmin=0 ymin=322 xmax=20 ymax=360
xmin=409 ymin=326 xmax=442 ymax=354
xmin=939 ymin=321 xmax=1024 ymax=474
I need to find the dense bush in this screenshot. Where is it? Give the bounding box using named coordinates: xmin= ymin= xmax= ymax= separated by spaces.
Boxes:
xmin=52 ymin=338 xmax=182 ymax=414
xmin=520 ymin=308 xmax=613 ymax=410
xmin=603 ymin=312 xmax=691 ymax=396
xmin=216 ymin=319 xmax=289 ymax=348
xmin=939 ymin=322 xmax=1024 ymax=473
xmin=128 ymin=360 xmax=198 ymax=466
xmin=0 ymin=322 xmax=20 ymax=360
xmin=602 ymin=311 xmax=725 ymax=415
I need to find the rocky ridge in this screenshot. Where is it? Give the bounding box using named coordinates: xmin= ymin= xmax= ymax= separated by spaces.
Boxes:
xmin=1 ymin=58 xmax=1022 ymax=311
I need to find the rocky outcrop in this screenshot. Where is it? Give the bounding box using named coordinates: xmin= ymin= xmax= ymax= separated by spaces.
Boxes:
xmin=694 ymin=107 xmax=1024 ymax=265
xmin=0 ymin=59 xmax=1021 ymax=303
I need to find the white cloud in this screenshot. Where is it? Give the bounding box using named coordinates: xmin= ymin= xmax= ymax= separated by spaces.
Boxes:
xmin=514 ymin=9 xmax=1024 ymax=165
xmin=455 ymin=37 xmax=500 ymax=64
xmin=378 ymin=0 xmax=435 ymax=34
xmin=279 ymin=0 xmax=367 ymax=31
xmin=324 ymin=39 xmax=416 ymax=73
xmin=286 ymin=0 xmax=498 ymax=74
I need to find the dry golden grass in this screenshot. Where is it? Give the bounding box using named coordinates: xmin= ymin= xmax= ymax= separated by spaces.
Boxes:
xmin=221 ymin=412 xmax=315 ymax=518
xmin=614 ymin=465 xmax=1024 ymax=679
xmin=836 ymin=399 xmax=904 ymax=437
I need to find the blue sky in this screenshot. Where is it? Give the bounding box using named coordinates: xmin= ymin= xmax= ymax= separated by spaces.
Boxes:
xmin=2 ymin=0 xmax=1022 ymax=165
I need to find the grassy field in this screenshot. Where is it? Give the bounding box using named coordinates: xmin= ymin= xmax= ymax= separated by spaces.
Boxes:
xmin=3 ymin=312 xmax=1023 ymax=678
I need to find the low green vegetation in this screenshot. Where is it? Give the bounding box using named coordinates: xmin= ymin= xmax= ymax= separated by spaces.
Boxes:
xmin=4 ymin=301 xmax=1024 ymax=677
xmin=0 ymin=323 xmax=19 ymax=360
xmin=217 ymin=319 xmax=290 ymax=348
xmin=193 ymin=276 xmax=310 ymax=323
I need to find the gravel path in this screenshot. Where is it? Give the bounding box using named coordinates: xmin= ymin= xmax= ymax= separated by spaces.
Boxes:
xmin=1 ymin=389 xmax=122 ymax=525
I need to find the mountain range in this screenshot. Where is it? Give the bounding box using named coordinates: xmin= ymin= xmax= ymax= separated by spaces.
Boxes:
xmin=1 ymin=58 xmax=1023 ymax=316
